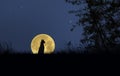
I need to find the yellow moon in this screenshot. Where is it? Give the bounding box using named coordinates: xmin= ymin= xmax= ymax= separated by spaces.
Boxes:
xmin=31 ymin=34 xmax=55 ymax=54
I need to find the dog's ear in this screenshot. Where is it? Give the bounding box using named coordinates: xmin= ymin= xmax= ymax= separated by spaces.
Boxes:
xmin=43 ymin=40 xmax=45 ymax=43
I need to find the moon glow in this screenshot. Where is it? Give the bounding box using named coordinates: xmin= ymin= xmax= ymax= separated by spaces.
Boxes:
xmin=31 ymin=34 xmax=55 ymax=54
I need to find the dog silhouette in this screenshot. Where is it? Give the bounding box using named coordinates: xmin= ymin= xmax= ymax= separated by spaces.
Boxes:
xmin=38 ymin=39 xmax=45 ymax=54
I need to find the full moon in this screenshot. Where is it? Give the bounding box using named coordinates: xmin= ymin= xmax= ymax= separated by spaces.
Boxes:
xmin=31 ymin=34 xmax=55 ymax=54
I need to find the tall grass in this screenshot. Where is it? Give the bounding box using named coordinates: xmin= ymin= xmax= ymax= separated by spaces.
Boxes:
xmin=0 ymin=42 xmax=14 ymax=54
xmin=0 ymin=41 xmax=120 ymax=55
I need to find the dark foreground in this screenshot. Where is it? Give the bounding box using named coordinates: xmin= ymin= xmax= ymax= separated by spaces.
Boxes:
xmin=0 ymin=53 xmax=120 ymax=64
xmin=0 ymin=53 xmax=120 ymax=75
xmin=0 ymin=48 xmax=120 ymax=67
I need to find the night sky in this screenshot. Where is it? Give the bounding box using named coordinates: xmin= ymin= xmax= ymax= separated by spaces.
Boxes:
xmin=0 ymin=0 xmax=83 ymax=53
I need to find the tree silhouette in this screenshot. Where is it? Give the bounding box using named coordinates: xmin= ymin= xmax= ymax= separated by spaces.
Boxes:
xmin=65 ymin=0 xmax=120 ymax=51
